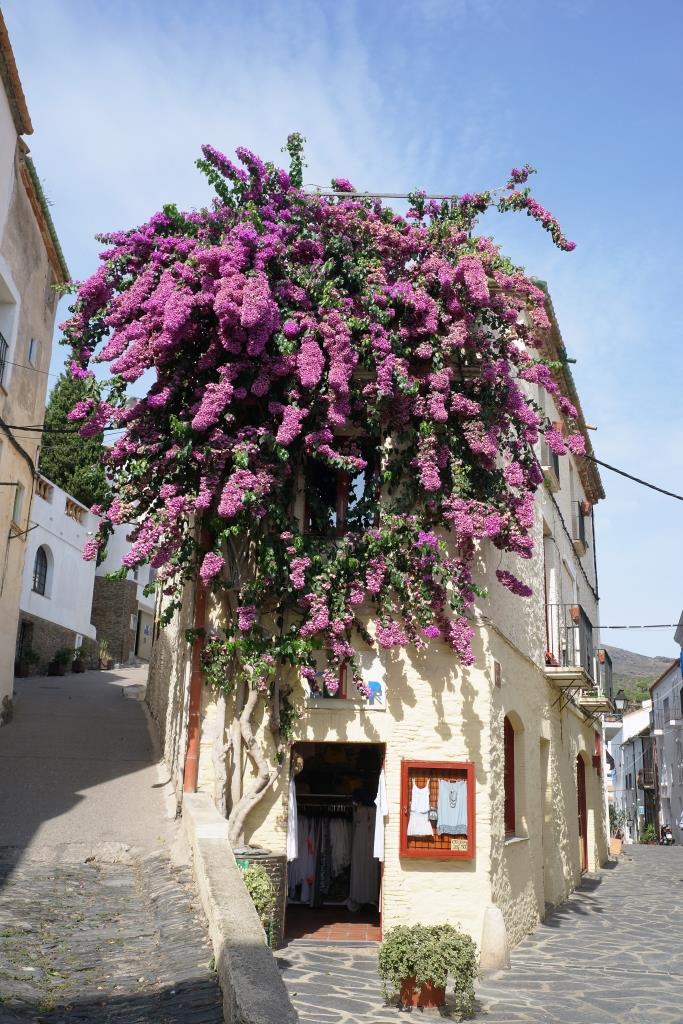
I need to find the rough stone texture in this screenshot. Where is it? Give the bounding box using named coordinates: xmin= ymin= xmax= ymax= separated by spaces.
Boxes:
xmin=182 ymin=793 xmax=298 ymax=1024
xmin=475 ymin=845 xmax=683 ymax=1022
xmin=91 ymin=577 xmax=138 ymax=665
xmin=278 ymin=847 xmax=683 ymax=1023
xmin=0 ymin=850 xmax=224 ymax=1023
xmin=0 ymin=666 xmax=225 ymax=1022
xmin=232 ymin=851 xmax=287 ymax=951
xmin=15 ymin=612 xmax=98 ymax=674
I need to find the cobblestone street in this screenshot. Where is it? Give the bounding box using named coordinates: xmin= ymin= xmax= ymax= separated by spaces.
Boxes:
xmin=278 ymin=846 xmax=683 ymax=1023
xmin=0 ymin=669 xmax=223 ymax=1023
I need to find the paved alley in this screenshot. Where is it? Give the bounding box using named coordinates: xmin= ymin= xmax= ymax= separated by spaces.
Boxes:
xmin=0 ymin=668 xmax=223 ymax=1023
xmin=278 ymin=846 xmax=683 ymax=1023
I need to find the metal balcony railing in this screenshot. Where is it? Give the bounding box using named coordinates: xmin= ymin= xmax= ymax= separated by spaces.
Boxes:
xmin=595 ymin=649 xmax=613 ymax=701
xmin=654 ymin=694 xmax=683 ymax=732
xmin=546 ymin=603 xmax=594 ymax=681
xmin=637 ymin=769 xmax=656 ymax=790
xmin=0 ymin=331 xmax=8 ymax=387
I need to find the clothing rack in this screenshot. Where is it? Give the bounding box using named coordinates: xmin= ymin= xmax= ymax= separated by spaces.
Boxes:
xmin=297 ymin=793 xmax=354 ymax=818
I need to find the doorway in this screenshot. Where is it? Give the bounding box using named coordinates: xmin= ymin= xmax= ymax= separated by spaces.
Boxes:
xmin=577 ymin=754 xmax=588 ymax=872
xmin=286 ymin=741 xmax=384 ymax=942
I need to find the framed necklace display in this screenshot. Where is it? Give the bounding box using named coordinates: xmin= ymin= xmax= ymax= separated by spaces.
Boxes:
xmin=399 ymin=759 xmax=475 ymax=860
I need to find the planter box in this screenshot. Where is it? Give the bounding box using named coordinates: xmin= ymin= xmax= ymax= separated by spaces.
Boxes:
xmin=48 ymin=661 xmax=67 ymax=677
xmin=72 ymin=660 xmax=85 ymax=674
xmin=609 ymin=837 xmax=622 ymax=856
xmin=399 ymin=978 xmax=446 ymax=1009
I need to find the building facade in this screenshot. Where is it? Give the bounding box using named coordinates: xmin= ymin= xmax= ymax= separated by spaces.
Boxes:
xmin=650 ymin=660 xmax=683 ymax=840
xmin=608 ymin=701 xmax=655 ymax=843
xmin=0 ymin=13 xmax=69 ymax=720
xmin=94 ymin=524 xmax=156 ymax=664
xmin=147 ymin=292 xmax=610 ymax=957
xmin=16 ymin=475 xmax=98 ymax=672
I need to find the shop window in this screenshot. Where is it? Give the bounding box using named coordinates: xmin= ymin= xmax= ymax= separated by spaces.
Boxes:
xmin=504 ymin=716 xmax=516 ymax=836
xmin=304 ymin=443 xmax=379 ymax=536
xmin=399 ymin=759 xmax=475 ymax=860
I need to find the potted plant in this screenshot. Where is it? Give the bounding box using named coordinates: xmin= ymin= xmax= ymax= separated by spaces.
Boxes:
xmin=72 ymin=646 xmax=85 ymax=673
xmin=98 ymin=638 xmax=111 ymax=670
xmin=639 ymin=823 xmax=657 ymax=845
xmin=15 ymin=648 xmax=39 ymax=678
xmin=378 ymin=923 xmax=478 ymax=1014
xmin=48 ymin=648 xmax=72 ymax=677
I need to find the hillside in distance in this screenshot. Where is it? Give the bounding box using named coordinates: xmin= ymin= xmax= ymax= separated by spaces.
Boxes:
xmin=605 ymin=645 xmax=677 ymax=702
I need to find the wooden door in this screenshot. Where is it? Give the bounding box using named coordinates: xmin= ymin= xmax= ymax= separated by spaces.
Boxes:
xmin=577 ymin=755 xmax=588 ymax=872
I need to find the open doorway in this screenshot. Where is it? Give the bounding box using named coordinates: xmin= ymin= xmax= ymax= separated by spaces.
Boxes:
xmin=286 ymin=741 xmax=384 ymax=942
xmin=577 ymin=754 xmax=588 ymax=873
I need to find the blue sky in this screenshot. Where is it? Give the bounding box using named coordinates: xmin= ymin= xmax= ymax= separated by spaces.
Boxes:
xmin=4 ymin=0 xmax=682 ymax=657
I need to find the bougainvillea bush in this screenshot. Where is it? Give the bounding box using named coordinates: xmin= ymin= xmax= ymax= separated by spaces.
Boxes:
xmin=62 ymin=135 xmax=582 ymax=835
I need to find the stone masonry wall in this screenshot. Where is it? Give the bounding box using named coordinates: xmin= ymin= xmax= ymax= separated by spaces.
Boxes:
xmin=91 ymin=578 xmax=138 ymax=665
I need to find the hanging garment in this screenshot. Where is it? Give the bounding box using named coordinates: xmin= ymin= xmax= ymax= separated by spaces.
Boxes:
xmin=436 ymin=778 xmax=468 ymax=835
xmin=349 ymin=805 xmax=379 ymax=905
xmin=329 ymin=817 xmax=352 ymax=877
xmin=299 ymin=817 xmax=319 ymax=905
xmin=287 ymin=777 xmax=298 ymax=862
xmin=407 ymin=780 xmax=433 ymax=836
xmin=373 ymin=769 xmax=388 ymax=861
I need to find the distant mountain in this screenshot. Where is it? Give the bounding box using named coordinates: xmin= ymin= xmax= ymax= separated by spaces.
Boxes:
xmin=605 ymin=645 xmax=677 ymax=702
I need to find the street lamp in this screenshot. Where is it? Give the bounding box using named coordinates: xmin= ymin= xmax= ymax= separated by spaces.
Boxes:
xmin=614 ymin=689 xmax=627 ymax=713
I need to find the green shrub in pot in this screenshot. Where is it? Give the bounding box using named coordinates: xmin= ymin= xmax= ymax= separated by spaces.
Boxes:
xmin=239 ymin=863 xmax=275 ymax=930
xmin=378 ymin=923 xmax=478 ymax=1016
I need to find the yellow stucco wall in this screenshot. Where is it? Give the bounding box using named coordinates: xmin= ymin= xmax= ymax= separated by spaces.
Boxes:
xmin=192 ymin=607 xmax=608 ymax=951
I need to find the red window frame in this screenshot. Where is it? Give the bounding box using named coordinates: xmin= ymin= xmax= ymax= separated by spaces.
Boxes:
xmin=503 ymin=716 xmax=516 ymax=836
xmin=399 ymin=759 xmax=476 ymax=860
xmin=303 ymin=451 xmax=380 ymax=537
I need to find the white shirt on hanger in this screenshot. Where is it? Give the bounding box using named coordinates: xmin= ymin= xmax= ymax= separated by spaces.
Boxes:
xmin=374 ymin=768 xmax=388 ymax=861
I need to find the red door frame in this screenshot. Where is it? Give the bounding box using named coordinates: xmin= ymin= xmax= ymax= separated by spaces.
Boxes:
xmin=577 ymin=755 xmax=588 ymax=872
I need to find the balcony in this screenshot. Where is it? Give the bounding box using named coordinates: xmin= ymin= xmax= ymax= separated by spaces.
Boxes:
xmin=637 ymin=769 xmax=655 ymax=790
xmin=545 ymin=602 xmax=594 ymax=690
xmin=0 ymin=331 xmax=7 ymax=388
xmin=572 ymin=503 xmax=588 ymax=557
xmin=578 ymin=690 xmax=613 ymax=714
xmin=540 ymin=440 xmax=561 ymax=491
xmin=653 ymin=695 xmax=682 ymax=734
xmin=595 ymin=649 xmax=613 ymax=703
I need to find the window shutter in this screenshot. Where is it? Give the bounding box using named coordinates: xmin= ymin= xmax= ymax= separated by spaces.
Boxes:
xmin=504 ymin=716 xmax=515 ymax=836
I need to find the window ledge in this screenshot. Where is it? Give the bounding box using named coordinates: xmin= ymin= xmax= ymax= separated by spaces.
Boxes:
xmin=504 ymin=834 xmax=529 ymax=846
xmin=305 ymin=697 xmax=365 ymax=712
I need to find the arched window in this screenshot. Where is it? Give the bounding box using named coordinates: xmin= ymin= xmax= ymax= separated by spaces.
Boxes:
xmin=504 ymin=716 xmax=516 ymax=836
xmin=32 ymin=546 xmax=48 ymax=596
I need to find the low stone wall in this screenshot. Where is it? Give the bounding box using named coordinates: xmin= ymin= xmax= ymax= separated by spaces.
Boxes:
xmin=182 ymin=793 xmax=298 ymax=1024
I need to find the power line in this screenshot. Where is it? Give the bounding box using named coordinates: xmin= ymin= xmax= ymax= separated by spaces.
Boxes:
xmin=1 ymin=357 xmax=62 ymax=379
xmin=582 ymin=454 xmax=683 ymax=502
xmin=597 ymin=624 xmax=680 ymax=630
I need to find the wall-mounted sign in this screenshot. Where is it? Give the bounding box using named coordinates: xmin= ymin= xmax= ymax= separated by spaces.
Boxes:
xmin=303 ymin=649 xmax=386 ymax=710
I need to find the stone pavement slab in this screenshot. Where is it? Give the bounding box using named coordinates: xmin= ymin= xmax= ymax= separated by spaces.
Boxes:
xmin=0 ymin=667 xmax=224 ymax=1023
xmin=278 ymin=846 xmax=683 ymax=1023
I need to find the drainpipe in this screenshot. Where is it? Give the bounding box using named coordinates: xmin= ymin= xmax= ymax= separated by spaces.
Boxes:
xmin=183 ymin=531 xmax=209 ymax=793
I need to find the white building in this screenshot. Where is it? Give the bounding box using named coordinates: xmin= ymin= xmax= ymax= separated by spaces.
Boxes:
xmin=651 ymin=659 xmax=683 ymax=839
xmin=607 ymin=700 xmax=654 ymax=843
xmin=16 ymin=475 xmax=98 ymax=671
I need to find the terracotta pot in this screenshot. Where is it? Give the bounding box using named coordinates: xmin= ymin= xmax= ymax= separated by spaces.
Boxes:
xmin=399 ymin=977 xmax=446 ymax=1009
xmin=609 ymin=836 xmax=622 ymax=856
xmin=569 ymin=605 xmax=580 ymax=624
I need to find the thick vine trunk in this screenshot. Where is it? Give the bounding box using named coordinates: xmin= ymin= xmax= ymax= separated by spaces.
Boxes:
xmin=211 ymin=692 xmax=229 ymax=817
xmin=227 ymin=685 xmax=280 ymax=846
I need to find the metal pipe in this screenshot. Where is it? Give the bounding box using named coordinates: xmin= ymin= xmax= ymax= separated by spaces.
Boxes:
xmin=183 ymin=530 xmax=210 ymax=793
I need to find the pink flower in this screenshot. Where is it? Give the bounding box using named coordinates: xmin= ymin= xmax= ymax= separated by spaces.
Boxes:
xmin=237 ymin=605 xmax=257 ymax=631
xmin=496 ymin=569 xmax=532 ymax=598
xmin=199 ymin=551 xmax=225 ymax=582
xmin=566 ymin=432 xmax=586 ymax=456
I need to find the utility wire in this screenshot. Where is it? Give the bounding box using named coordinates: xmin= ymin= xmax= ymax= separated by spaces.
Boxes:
xmin=582 ymin=453 xmax=683 ymax=502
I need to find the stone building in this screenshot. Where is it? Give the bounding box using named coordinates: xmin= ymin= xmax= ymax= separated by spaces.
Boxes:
xmin=0 ymin=13 xmax=69 ymax=721
xmin=147 ymin=291 xmax=611 ymax=958
xmin=17 ymin=475 xmax=98 ymax=672
xmin=93 ymin=524 xmax=156 ymax=664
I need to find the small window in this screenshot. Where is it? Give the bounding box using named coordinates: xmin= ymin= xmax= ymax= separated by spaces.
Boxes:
xmin=504 ymin=716 xmax=516 ymax=836
xmin=12 ymin=482 xmax=24 ymax=526
xmin=664 ymin=697 xmax=671 ymax=722
xmin=28 ymin=338 xmax=39 ymax=368
xmin=304 ymin=442 xmax=379 ymax=536
xmin=32 ymin=546 xmax=48 ymax=595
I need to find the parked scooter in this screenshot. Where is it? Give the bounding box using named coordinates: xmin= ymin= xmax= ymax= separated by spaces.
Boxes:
xmin=660 ymin=825 xmax=675 ymax=845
